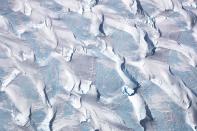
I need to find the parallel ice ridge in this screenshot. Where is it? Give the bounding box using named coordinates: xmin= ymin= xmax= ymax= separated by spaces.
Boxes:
xmin=0 ymin=0 xmax=197 ymax=131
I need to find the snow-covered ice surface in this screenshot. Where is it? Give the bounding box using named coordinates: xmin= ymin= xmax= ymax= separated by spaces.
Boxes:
xmin=0 ymin=0 xmax=197 ymax=131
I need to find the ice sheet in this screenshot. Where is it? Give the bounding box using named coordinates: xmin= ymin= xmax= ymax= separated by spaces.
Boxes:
xmin=0 ymin=0 xmax=197 ymax=131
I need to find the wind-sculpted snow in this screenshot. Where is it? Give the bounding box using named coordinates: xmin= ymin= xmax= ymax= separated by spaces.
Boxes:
xmin=0 ymin=0 xmax=197 ymax=131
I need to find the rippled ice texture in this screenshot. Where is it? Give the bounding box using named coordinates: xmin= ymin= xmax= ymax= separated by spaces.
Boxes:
xmin=0 ymin=0 xmax=197 ymax=131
